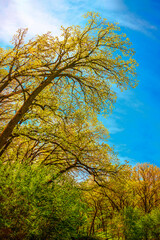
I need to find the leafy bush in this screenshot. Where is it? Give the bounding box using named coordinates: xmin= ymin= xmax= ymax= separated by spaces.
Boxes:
xmin=122 ymin=207 xmax=143 ymax=240
xmin=122 ymin=207 xmax=160 ymax=240
xmin=140 ymin=209 xmax=160 ymax=240
xmin=0 ymin=161 xmax=85 ymax=239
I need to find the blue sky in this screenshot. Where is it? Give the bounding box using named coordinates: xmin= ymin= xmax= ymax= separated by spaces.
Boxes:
xmin=0 ymin=0 xmax=159 ymax=167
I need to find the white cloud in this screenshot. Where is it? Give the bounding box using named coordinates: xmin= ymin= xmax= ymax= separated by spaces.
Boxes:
xmin=0 ymin=0 xmax=66 ymax=43
xmin=0 ymin=0 xmax=157 ymax=44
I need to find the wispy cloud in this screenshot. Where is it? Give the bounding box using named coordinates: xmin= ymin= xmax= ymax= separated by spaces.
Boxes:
xmin=0 ymin=0 xmax=157 ymax=44
xmin=111 ymin=86 xmax=143 ymax=112
xmin=0 ymin=0 xmax=66 ymax=43
xmin=93 ymin=0 xmax=126 ymax=11
xmin=118 ymin=155 xmax=136 ymax=165
xmin=93 ymin=0 xmax=157 ymax=33
xmin=114 ymin=12 xmax=157 ymax=33
xmin=100 ymin=116 xmax=124 ymax=134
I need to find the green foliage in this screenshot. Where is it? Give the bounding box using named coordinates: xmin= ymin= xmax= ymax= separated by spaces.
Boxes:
xmin=122 ymin=207 xmax=160 ymax=240
xmin=123 ymin=207 xmax=143 ymax=240
xmin=139 ymin=209 xmax=160 ymax=240
xmin=0 ymin=159 xmax=160 ymax=240
xmin=0 ymin=161 xmax=84 ymax=239
xmin=149 ymin=209 xmax=160 ymax=239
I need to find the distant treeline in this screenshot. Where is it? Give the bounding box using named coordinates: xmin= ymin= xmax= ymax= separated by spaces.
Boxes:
xmin=1 ymin=162 xmax=160 ymax=239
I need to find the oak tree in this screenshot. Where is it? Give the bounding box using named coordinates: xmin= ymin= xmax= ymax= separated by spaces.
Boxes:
xmin=0 ymin=12 xmax=138 ymax=181
xmin=0 ymin=12 xmax=137 ymax=150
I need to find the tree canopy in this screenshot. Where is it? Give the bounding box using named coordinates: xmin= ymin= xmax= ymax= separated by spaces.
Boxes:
xmin=0 ymin=12 xmax=138 ymax=180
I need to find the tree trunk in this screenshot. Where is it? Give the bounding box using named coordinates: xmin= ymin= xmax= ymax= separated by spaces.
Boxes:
xmin=0 ymin=74 xmax=58 ymax=150
xmin=89 ymin=207 xmax=98 ymax=236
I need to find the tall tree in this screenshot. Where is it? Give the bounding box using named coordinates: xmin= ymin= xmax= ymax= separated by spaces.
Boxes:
xmin=131 ymin=163 xmax=160 ymax=213
xmin=0 ymin=12 xmax=137 ymax=151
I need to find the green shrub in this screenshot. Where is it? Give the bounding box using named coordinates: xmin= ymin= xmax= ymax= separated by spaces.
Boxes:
xmin=140 ymin=209 xmax=160 ymax=240
xmin=0 ymin=161 xmax=84 ymax=240
xmin=122 ymin=207 xmax=160 ymax=240
xmin=122 ymin=207 xmax=143 ymax=240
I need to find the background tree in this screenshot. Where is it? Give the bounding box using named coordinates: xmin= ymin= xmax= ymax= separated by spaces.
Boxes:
xmin=131 ymin=163 xmax=160 ymax=213
xmin=78 ymin=163 xmax=160 ymax=239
